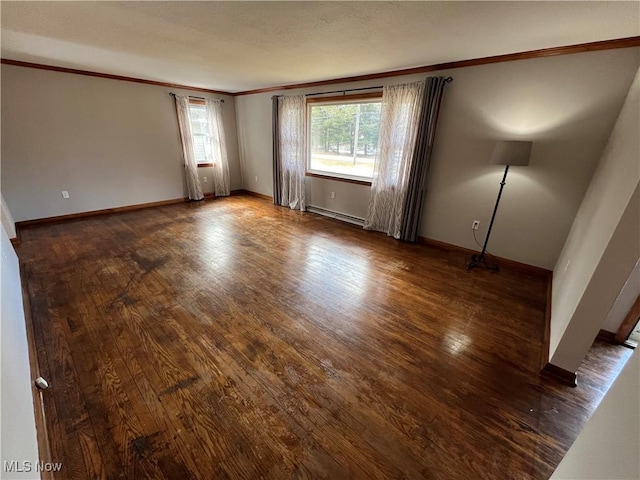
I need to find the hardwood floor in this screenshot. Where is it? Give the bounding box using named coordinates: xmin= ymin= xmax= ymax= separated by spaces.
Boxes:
xmin=16 ymin=195 xmax=632 ymax=479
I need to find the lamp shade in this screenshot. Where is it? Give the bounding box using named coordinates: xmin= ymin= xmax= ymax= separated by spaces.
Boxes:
xmin=489 ymin=141 xmax=532 ymax=166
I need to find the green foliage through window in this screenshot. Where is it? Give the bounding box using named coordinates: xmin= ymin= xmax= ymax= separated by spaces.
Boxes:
xmin=308 ymin=101 xmax=381 ymax=180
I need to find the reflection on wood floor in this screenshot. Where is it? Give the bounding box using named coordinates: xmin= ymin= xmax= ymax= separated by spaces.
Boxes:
xmin=17 ymin=194 xmax=632 ymax=479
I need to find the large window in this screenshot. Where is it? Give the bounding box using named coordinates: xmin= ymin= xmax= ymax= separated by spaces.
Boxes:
xmin=188 ymin=101 xmax=212 ymax=165
xmin=307 ymin=95 xmax=382 ymax=182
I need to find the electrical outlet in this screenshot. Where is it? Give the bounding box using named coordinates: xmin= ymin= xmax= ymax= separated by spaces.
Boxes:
xmin=61 ymin=191 xmax=70 ymax=199
xmin=203 ymin=176 xmax=208 ymax=183
xmin=472 ymin=220 xmax=480 ymax=231
xmin=330 ymin=192 xmax=336 ymax=199
xmin=255 ymin=176 xmax=259 ymax=182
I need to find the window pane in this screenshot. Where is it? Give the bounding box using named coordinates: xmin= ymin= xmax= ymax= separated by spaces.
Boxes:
xmin=193 ymin=134 xmax=208 ymax=163
xmin=189 ymin=104 xmax=210 ymax=163
xmin=308 ymin=101 xmax=381 ymax=180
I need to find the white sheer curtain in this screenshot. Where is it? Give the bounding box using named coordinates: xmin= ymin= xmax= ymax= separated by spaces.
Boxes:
xmin=278 ymin=95 xmax=306 ymax=211
xmin=205 ymin=99 xmax=231 ymax=197
xmin=175 ymin=95 xmax=204 ymax=200
xmin=364 ymin=81 xmax=425 ymax=238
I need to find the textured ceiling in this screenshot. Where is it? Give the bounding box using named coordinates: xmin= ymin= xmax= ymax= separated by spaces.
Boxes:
xmin=2 ymin=1 xmax=639 ymax=93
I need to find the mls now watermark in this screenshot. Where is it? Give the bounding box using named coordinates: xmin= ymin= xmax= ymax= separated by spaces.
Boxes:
xmin=4 ymin=460 xmax=63 ymax=473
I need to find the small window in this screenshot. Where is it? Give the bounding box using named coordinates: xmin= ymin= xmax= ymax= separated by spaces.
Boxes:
xmin=307 ymin=95 xmax=382 ymax=181
xmin=188 ymin=102 xmax=212 ymax=165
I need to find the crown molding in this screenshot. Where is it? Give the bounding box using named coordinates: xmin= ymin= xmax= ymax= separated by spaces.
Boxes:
xmin=0 ymin=58 xmax=234 ymax=96
xmin=235 ymin=36 xmax=640 ymax=96
xmin=2 ymin=36 xmax=639 ymax=97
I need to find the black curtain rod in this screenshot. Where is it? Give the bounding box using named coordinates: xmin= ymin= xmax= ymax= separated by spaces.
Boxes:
xmin=169 ymin=92 xmax=224 ymax=103
xmin=305 ymin=85 xmax=383 ymax=97
xmin=277 ymin=76 xmax=453 ymax=99
xmin=271 ymin=86 xmax=381 ymax=100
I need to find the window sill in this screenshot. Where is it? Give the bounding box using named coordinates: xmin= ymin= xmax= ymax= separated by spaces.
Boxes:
xmin=197 ymin=163 xmax=214 ymax=168
xmin=305 ymin=172 xmax=372 ymax=186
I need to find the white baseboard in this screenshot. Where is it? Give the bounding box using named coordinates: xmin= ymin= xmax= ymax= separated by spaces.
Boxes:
xmin=306 ymin=205 xmax=365 ymax=226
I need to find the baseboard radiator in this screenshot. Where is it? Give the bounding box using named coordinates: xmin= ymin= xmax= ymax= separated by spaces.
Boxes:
xmin=306 ymin=205 xmax=365 ymax=227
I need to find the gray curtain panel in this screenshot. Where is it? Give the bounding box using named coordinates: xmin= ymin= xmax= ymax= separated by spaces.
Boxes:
xmin=271 ymin=95 xmax=282 ymax=206
xmin=400 ymin=76 xmax=450 ymax=242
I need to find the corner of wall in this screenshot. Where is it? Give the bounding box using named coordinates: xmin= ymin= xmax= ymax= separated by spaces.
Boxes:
xmin=1 ymin=193 xmax=17 ymax=239
xmin=549 ymin=66 xmax=640 ymax=370
xmin=550 ymin=348 xmax=640 ymax=479
xmin=1 ymin=223 xmax=41 ymax=472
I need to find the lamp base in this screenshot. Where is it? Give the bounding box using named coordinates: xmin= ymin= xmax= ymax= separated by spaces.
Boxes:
xmin=467 ymin=253 xmax=499 ymax=271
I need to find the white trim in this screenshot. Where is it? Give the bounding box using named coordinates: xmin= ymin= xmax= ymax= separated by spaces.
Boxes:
xmin=306 ymin=169 xmax=372 ymax=183
xmin=306 ymin=205 xmax=365 ymax=226
xmin=1 ymin=194 xmax=17 ymax=239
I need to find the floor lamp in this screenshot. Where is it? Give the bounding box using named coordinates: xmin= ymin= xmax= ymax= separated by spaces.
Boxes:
xmin=468 ymin=140 xmax=532 ymax=271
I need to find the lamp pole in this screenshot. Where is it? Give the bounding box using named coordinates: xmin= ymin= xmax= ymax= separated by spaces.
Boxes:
xmin=467 ymin=165 xmax=509 ymax=271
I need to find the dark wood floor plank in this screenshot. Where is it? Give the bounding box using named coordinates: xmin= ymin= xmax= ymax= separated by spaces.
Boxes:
xmin=105 ymin=304 xmax=245 ymax=479
xmin=16 ymin=195 xmax=633 ymax=480
xmin=188 ymin=295 xmax=451 ymax=477
xmin=73 ymin=300 xmax=191 ymax=480
xmin=163 ymin=304 xmax=365 ymax=478
xmin=124 ymin=303 xmax=294 ymax=479
xmin=175 ymin=300 xmax=423 ymax=478
xmin=80 ymin=294 xmax=208 ymax=479
xmin=94 ymin=255 xmax=296 ymax=480
xmin=25 ymin=272 xmax=107 ymax=480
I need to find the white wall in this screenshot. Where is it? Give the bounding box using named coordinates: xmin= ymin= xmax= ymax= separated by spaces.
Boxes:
xmin=0 ymin=195 xmax=16 ymax=239
xmin=1 ymin=64 xmax=242 ymax=222
xmin=235 ymin=48 xmax=639 ymax=269
xmin=550 ymin=67 xmax=640 ymax=372
xmin=550 ymin=348 xmax=639 ymax=480
xmin=0 ymin=225 xmax=41 ymax=479
xmin=601 ymin=259 xmax=640 ymax=334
